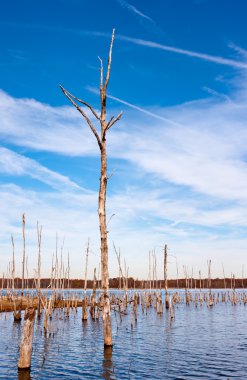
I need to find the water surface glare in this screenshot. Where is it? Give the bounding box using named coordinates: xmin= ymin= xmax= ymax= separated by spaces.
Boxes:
xmin=0 ymin=290 xmax=246 ymax=379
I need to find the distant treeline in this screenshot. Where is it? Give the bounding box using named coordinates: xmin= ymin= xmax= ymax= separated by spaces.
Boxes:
xmin=1 ymin=277 xmax=246 ymax=289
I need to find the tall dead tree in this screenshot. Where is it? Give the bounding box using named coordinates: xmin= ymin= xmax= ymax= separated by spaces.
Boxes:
xmin=37 ymin=222 xmax=42 ymax=317
xmin=11 ymin=235 xmax=15 ymax=291
xmin=22 ymin=213 xmax=26 ymax=295
xmin=164 ymin=244 xmax=169 ymax=309
xmin=60 ymin=29 xmax=122 ymax=346
xmin=82 ymin=239 xmax=90 ymax=321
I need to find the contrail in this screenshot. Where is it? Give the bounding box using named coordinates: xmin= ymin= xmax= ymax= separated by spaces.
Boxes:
xmin=117 ymin=34 xmax=247 ymax=70
xmin=87 ymin=86 xmax=183 ymax=127
xmin=2 ymin=22 xmax=245 ymax=70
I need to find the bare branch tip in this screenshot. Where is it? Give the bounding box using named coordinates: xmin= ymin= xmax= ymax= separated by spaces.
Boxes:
xmin=59 ymin=84 xmax=66 ymax=93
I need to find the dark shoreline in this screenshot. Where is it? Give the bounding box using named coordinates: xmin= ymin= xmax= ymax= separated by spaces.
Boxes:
xmin=1 ymin=277 xmax=245 ymax=289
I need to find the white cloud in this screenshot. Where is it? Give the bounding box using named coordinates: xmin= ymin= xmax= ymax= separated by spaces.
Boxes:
xmin=0 ymin=183 xmax=99 ymax=277
xmin=1 ymin=80 xmax=247 ymax=206
xmin=1 ymin=68 xmax=247 ymax=278
xmin=0 ymin=181 xmax=246 ymax=279
xmin=0 ymin=147 xmax=83 ymax=192
xmin=229 ymin=42 xmax=247 ymax=59
xmin=105 ymin=87 xmax=247 ymax=204
xmin=0 ymin=90 xmax=99 ymax=156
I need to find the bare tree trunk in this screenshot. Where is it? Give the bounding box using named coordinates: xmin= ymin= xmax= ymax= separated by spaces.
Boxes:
xmin=91 ymin=267 xmax=97 ymax=320
xmin=11 ymin=235 xmax=15 ymax=291
xmin=25 ymin=256 xmax=29 ymax=292
xmin=37 ymin=222 xmax=42 ymax=317
xmin=176 ymin=258 xmax=179 ymax=290
xmin=2 ymin=273 xmax=4 ymax=292
xmin=98 ymin=262 xmax=101 ymax=290
xmin=67 ymin=252 xmax=70 ymax=289
xmin=60 ymin=29 xmax=122 ymax=347
xmin=242 ymin=264 xmax=244 ymax=289
xmin=152 ymin=251 xmax=155 ymax=289
xmin=222 ymin=264 xmax=226 ymax=290
xmin=164 ymin=244 xmax=169 ymax=309
xmin=113 ymin=243 xmax=125 ymax=298
xmin=99 ymin=142 xmax=112 ymax=345
xmin=18 ymin=307 xmax=35 ymax=370
xmin=22 ymin=214 xmax=26 ymax=295
xmin=82 ymin=239 xmax=89 ymax=321
xmin=11 ymin=235 xmax=21 ymax=320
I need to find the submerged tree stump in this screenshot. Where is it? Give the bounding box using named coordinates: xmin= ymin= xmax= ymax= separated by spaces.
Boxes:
xmin=82 ymin=297 xmax=88 ymax=321
xmin=18 ymin=307 xmax=35 ymax=370
xmin=14 ymin=309 xmax=22 ymax=322
xmin=103 ymin=294 xmax=112 ymax=347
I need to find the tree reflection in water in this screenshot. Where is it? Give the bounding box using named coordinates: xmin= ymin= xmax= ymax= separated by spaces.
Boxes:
xmin=18 ymin=369 xmax=32 ymax=380
xmin=102 ymin=346 xmax=114 ymax=380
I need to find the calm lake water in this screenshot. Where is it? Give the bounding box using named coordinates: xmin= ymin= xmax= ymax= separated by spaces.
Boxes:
xmin=0 ymin=289 xmax=246 ymax=379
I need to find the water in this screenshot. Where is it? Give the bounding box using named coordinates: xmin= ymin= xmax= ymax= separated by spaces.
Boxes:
xmin=0 ymin=290 xmax=246 ymax=379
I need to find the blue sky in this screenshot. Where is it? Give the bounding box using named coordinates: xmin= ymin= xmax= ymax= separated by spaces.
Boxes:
xmin=0 ymin=0 xmax=247 ymax=280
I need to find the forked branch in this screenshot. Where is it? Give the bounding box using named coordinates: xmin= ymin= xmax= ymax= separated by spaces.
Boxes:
xmin=60 ymin=87 xmax=100 ymax=120
xmin=59 ymin=85 xmax=102 ymax=149
xmin=106 ymin=111 xmax=123 ymax=130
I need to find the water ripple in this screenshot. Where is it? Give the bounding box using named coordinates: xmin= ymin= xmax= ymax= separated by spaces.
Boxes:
xmin=0 ymin=290 xmax=247 ymax=379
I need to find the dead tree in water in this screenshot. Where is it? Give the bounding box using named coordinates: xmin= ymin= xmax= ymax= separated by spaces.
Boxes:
xmin=82 ymin=239 xmax=89 ymax=321
xmin=37 ymin=222 xmax=42 ymax=317
xmin=90 ymin=267 xmax=97 ymax=319
xmin=22 ymin=214 xmax=26 ymax=295
xmin=11 ymin=235 xmax=15 ymax=291
xmin=18 ymin=307 xmax=35 ymax=370
xmin=60 ymin=29 xmax=122 ymax=346
xmin=164 ymin=244 xmax=169 ymax=309
xmin=11 ymin=235 xmax=21 ymax=320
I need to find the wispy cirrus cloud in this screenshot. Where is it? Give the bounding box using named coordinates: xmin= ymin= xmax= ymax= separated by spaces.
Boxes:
xmin=113 ymin=0 xmax=164 ymax=36
xmin=1 ymin=2 xmax=247 ymax=279
xmin=1 ymin=77 xmax=247 ymax=205
xmin=115 ymin=0 xmax=153 ymax=22
xmin=111 ymin=97 xmax=247 ymax=203
xmin=87 ymin=76 xmax=247 ymax=204
xmin=1 ymin=65 xmax=247 ymax=277
xmin=0 ymin=89 xmax=98 ymax=156
xmin=0 ymin=147 xmax=83 ymax=192
xmin=229 ymin=42 xmax=247 ymax=58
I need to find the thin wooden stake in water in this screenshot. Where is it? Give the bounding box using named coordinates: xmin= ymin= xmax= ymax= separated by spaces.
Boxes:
xmin=22 ymin=214 xmax=26 ymax=295
xmin=164 ymin=244 xmax=169 ymax=309
xmin=11 ymin=235 xmax=15 ymax=291
xmin=222 ymin=264 xmax=226 ymax=290
xmin=37 ymin=222 xmax=42 ymax=317
xmin=242 ymin=264 xmax=244 ymax=289
xmin=82 ymin=240 xmax=89 ymax=320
